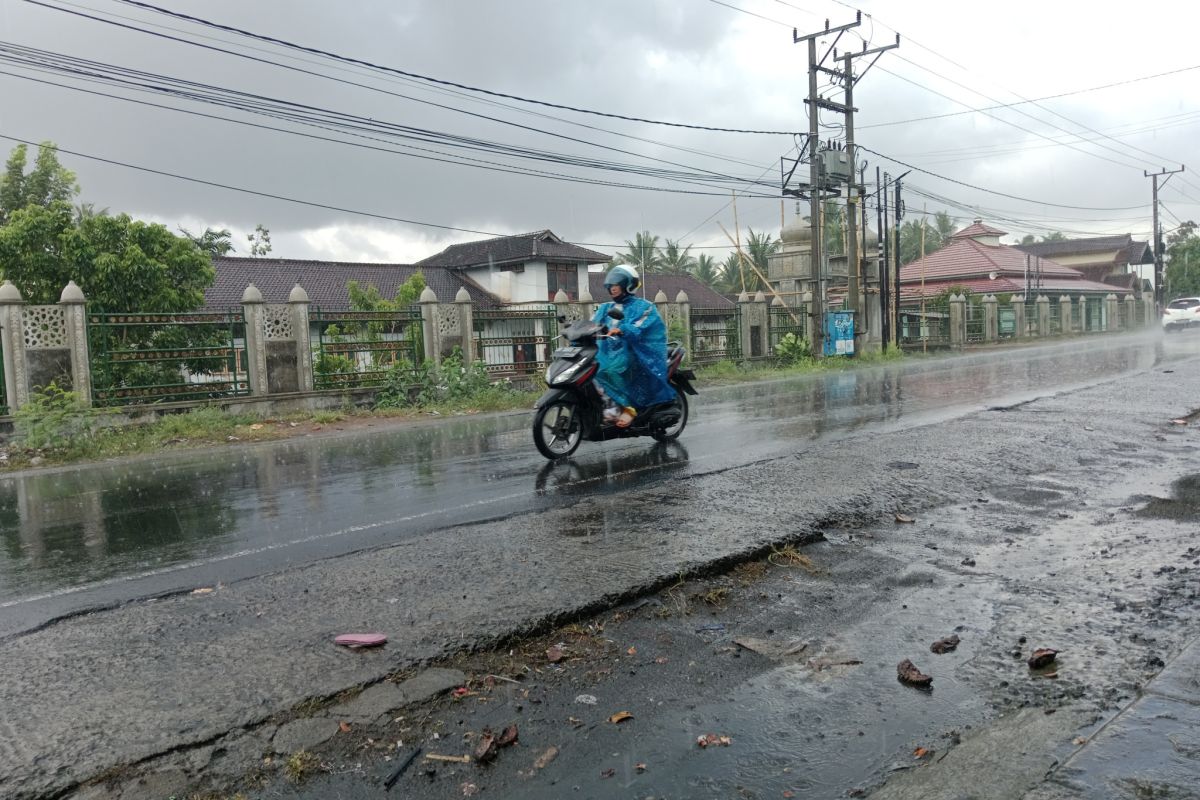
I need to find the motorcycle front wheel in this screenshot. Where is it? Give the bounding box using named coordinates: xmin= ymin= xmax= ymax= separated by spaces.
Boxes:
xmin=533 ymin=399 xmax=583 ymax=459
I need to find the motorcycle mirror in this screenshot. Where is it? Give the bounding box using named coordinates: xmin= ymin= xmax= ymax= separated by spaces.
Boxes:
xmin=557 ymin=315 xmax=567 ymax=324
xmin=607 ymin=307 xmax=625 ymax=321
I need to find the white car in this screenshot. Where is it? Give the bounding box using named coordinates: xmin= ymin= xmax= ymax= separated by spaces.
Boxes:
xmin=1163 ymin=296 xmax=1200 ymax=332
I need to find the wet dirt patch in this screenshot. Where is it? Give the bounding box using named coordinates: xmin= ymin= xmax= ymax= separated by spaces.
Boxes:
xmin=1137 ymin=473 xmax=1200 ymax=521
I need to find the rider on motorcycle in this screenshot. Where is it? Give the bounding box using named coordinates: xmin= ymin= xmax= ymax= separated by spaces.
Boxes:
xmin=593 ymin=265 xmax=678 ymax=428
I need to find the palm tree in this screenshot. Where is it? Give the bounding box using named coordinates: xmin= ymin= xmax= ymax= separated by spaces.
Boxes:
xmin=73 ymin=202 xmax=109 ymax=224
xmin=613 ymin=231 xmax=662 ymax=275
xmin=743 ymin=229 xmax=779 ymax=290
xmin=694 ymin=254 xmax=719 ymax=288
xmin=659 ymin=239 xmax=696 ymax=275
xmin=718 ymin=252 xmax=743 ymax=295
xmin=180 ymin=226 xmax=236 ymax=257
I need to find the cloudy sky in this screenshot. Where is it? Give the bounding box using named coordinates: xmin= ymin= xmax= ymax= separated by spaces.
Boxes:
xmin=2 ymin=0 xmax=1198 ymax=263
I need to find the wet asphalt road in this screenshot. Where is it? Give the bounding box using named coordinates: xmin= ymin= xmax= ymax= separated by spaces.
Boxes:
xmin=6 ymin=331 xmax=1200 ymax=800
xmin=1 ymin=332 xmax=1194 ymax=639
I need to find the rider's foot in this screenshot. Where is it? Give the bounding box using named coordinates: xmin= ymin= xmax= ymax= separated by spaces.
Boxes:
xmin=615 ymin=407 xmax=637 ymax=428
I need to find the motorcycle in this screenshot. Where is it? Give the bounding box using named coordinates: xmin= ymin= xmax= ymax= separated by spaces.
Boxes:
xmin=532 ymin=306 xmax=698 ymax=460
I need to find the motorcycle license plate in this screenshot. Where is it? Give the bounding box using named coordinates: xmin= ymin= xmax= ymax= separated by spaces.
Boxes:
xmin=554 ymin=346 xmax=581 ymax=357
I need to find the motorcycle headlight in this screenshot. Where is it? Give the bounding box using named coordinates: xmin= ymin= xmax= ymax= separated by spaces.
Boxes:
xmin=551 ymin=362 xmax=583 ymax=385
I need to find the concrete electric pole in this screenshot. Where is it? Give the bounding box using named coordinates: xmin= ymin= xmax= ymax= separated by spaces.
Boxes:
xmin=790 ymin=15 xmax=897 ymax=356
xmin=1145 ymin=166 xmax=1184 ymax=311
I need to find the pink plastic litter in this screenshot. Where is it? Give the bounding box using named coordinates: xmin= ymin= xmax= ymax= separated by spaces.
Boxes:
xmin=335 ymin=633 xmax=388 ymax=648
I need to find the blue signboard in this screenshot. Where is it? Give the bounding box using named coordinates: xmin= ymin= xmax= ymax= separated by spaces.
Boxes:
xmin=823 ymin=311 xmax=855 ymax=356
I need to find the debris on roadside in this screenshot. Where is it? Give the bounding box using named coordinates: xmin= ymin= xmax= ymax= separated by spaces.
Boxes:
xmin=531 ymin=746 xmax=559 ymax=771
xmin=608 ymin=711 xmax=633 ymax=724
xmin=734 ymin=637 xmax=808 ymax=659
xmin=695 ymin=623 xmax=726 ymax=633
xmin=894 ymin=512 xmax=916 ymax=524
xmin=961 ymin=557 xmax=976 ymax=567
xmin=1028 ymin=648 xmax=1059 ymax=669
xmin=334 ymin=632 xmax=387 ymax=649
xmin=383 ymin=747 xmax=421 ymax=791
xmin=696 ymin=733 xmax=733 ymax=748
xmin=635 ymin=762 xmax=647 ymax=773
xmin=574 ymin=694 xmax=598 ymax=705
xmin=425 ymin=753 xmax=471 ymax=764
xmin=546 ymin=644 xmax=565 ymax=663
xmin=897 ymin=659 xmax=933 ymax=687
xmin=600 ymin=767 xmax=616 ymax=779
xmin=930 ymin=635 xmax=961 ymax=654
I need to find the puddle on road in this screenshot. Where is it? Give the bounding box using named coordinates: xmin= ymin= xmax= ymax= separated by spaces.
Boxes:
xmin=1136 ymin=473 xmax=1200 ymax=522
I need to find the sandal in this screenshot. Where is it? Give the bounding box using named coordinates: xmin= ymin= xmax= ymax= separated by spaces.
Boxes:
xmin=615 ymin=407 xmax=637 ymax=428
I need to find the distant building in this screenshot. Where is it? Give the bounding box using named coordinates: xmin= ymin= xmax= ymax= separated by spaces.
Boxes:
xmin=1013 ymin=234 xmax=1152 ymax=294
xmin=899 ymin=220 xmax=1131 ymax=300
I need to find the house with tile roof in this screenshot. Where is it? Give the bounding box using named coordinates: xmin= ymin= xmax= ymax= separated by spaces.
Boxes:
xmin=899 ymin=220 xmax=1132 ymax=301
xmin=417 ymin=229 xmax=610 ymax=304
xmin=1013 ymin=234 xmax=1152 ymax=292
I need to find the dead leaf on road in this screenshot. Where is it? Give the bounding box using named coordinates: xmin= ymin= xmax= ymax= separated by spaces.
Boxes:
xmin=1072 ymin=736 xmax=1088 ymax=745
xmin=635 ymin=762 xmax=647 ymax=773
xmin=461 ymin=782 xmax=479 ymax=797
xmin=546 ymin=645 xmax=564 ymax=663
xmin=626 ymin=646 xmax=637 ymax=656
xmin=930 ymin=635 xmax=961 ymax=654
xmin=696 ymin=733 xmax=732 ymax=748
xmin=1028 ymin=648 xmax=1059 ymax=669
xmin=497 ymin=725 xmax=519 ymax=747
xmin=897 ymin=659 xmax=933 ymax=687
xmin=191 ymin=587 xmax=214 ymax=595
xmin=895 ymin=513 xmax=916 ymax=524
xmin=608 ymin=711 xmax=633 ymax=724
xmin=338 ymin=721 xmax=351 ymax=733
xmin=914 ymin=747 xmax=929 ymax=758
xmin=600 ymin=767 xmax=616 ymax=779
xmin=474 ymin=730 xmax=498 ymax=763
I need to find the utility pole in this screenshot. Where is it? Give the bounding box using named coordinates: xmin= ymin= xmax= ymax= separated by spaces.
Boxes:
xmin=892 ymin=172 xmax=909 ymax=345
xmin=1145 ymin=166 xmax=1184 ymax=311
xmin=793 ymin=14 xmax=861 ymax=357
xmin=880 ymin=168 xmax=890 ymax=348
xmin=840 ymin=36 xmax=898 ymax=351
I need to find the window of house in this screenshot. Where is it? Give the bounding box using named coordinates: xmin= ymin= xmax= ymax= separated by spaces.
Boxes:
xmin=547 ymin=263 xmax=579 ymax=300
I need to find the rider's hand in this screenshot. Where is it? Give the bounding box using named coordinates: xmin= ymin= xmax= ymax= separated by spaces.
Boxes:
xmin=608 ymin=325 xmax=623 ymax=336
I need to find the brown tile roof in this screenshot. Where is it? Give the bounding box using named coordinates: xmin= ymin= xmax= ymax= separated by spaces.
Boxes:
xmin=587 ymin=272 xmax=734 ymax=309
xmin=417 ymin=230 xmax=610 ymax=269
xmin=205 ymin=257 xmax=501 ymax=311
xmin=900 ymin=236 xmax=1130 ymax=300
xmin=951 ymin=221 xmax=1008 ymax=239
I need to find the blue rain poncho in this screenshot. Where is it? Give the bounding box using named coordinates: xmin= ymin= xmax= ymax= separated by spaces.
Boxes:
xmin=592 ymin=294 xmax=677 ymax=411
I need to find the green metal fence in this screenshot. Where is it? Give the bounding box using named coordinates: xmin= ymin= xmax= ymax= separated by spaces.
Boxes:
xmin=311 ymin=306 xmax=424 ymax=389
xmin=898 ymin=301 xmax=951 ymax=348
xmin=689 ymin=307 xmax=740 ymax=365
xmin=1049 ymin=299 xmax=1064 ymax=334
xmin=768 ymin=304 xmax=807 ymax=356
xmin=474 ymin=305 xmax=558 ymax=377
xmin=88 ymin=311 xmax=248 ymax=405
xmin=965 ymin=302 xmax=985 ymax=343
xmin=0 ymin=348 xmax=6 ymax=415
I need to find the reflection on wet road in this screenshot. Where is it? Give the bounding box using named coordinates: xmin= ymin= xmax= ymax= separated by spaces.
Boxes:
xmin=1 ymin=333 xmax=1196 ymax=635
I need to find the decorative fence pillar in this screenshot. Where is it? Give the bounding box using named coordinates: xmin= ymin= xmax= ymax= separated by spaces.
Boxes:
xmin=982 ymin=294 xmax=999 ymax=342
xmin=1123 ymin=295 xmax=1136 ymax=331
xmin=0 ymin=280 xmax=28 ymax=411
xmin=675 ymin=290 xmax=691 ymax=345
xmin=456 ymin=287 xmax=476 ymax=362
xmin=241 ymin=284 xmax=267 ymax=396
xmin=419 ymin=286 xmax=440 ymax=363
xmin=738 ymin=291 xmax=769 ymax=360
xmin=1105 ymin=293 xmax=1119 ymax=332
xmin=653 ymin=289 xmax=669 ymax=324
xmin=60 ymin=281 xmax=92 ymax=406
xmin=1011 ymin=297 xmax=1026 ymax=339
xmin=949 ymin=293 xmax=966 ymax=347
xmin=289 ymin=284 xmax=314 ymax=392
xmin=1058 ymin=295 xmax=1073 ymax=334
xmin=1036 ymin=295 xmax=1051 ymax=338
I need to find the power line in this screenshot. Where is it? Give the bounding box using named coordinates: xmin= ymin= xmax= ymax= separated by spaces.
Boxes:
xmin=0 ymin=133 xmax=766 ymax=251
xmin=96 ymin=0 xmax=801 ymax=135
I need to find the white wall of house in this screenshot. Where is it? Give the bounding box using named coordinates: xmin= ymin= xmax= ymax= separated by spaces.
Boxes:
xmin=462 ymin=261 xmax=594 ymax=304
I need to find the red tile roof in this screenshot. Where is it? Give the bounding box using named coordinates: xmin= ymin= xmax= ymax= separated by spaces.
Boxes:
xmin=950 ymin=221 xmax=1008 ymax=239
xmin=587 ymin=273 xmax=734 ymax=309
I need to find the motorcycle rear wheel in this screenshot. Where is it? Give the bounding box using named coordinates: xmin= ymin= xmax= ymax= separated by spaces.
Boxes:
xmin=651 ymin=389 xmax=689 ymax=442
xmin=533 ymin=399 xmax=583 ymax=459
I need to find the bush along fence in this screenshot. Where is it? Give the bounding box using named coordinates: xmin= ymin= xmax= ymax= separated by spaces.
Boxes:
xmin=896 ymin=292 xmax=1157 ymax=350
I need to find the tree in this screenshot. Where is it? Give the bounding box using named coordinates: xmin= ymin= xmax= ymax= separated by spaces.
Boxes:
xmin=247 ymin=223 xmax=272 ymax=257
xmin=743 ymin=229 xmax=778 ymax=290
xmin=0 ymin=142 xmax=79 ymax=223
xmin=614 ymin=231 xmax=661 ymax=274
xmin=181 ymin=226 xmax=236 ymax=257
xmin=899 ymin=210 xmax=959 ymax=266
xmin=1042 ymin=231 xmax=1068 ymax=242
xmin=658 ymin=239 xmax=696 ymax=275
xmin=718 ymin=252 xmax=743 ymax=295
xmin=0 ymin=201 xmax=213 ymax=310
xmin=73 ymin=203 xmax=109 ymax=224
xmin=693 ymin=253 xmax=719 ymax=288
xmin=1165 ymin=220 xmax=1200 ymax=298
